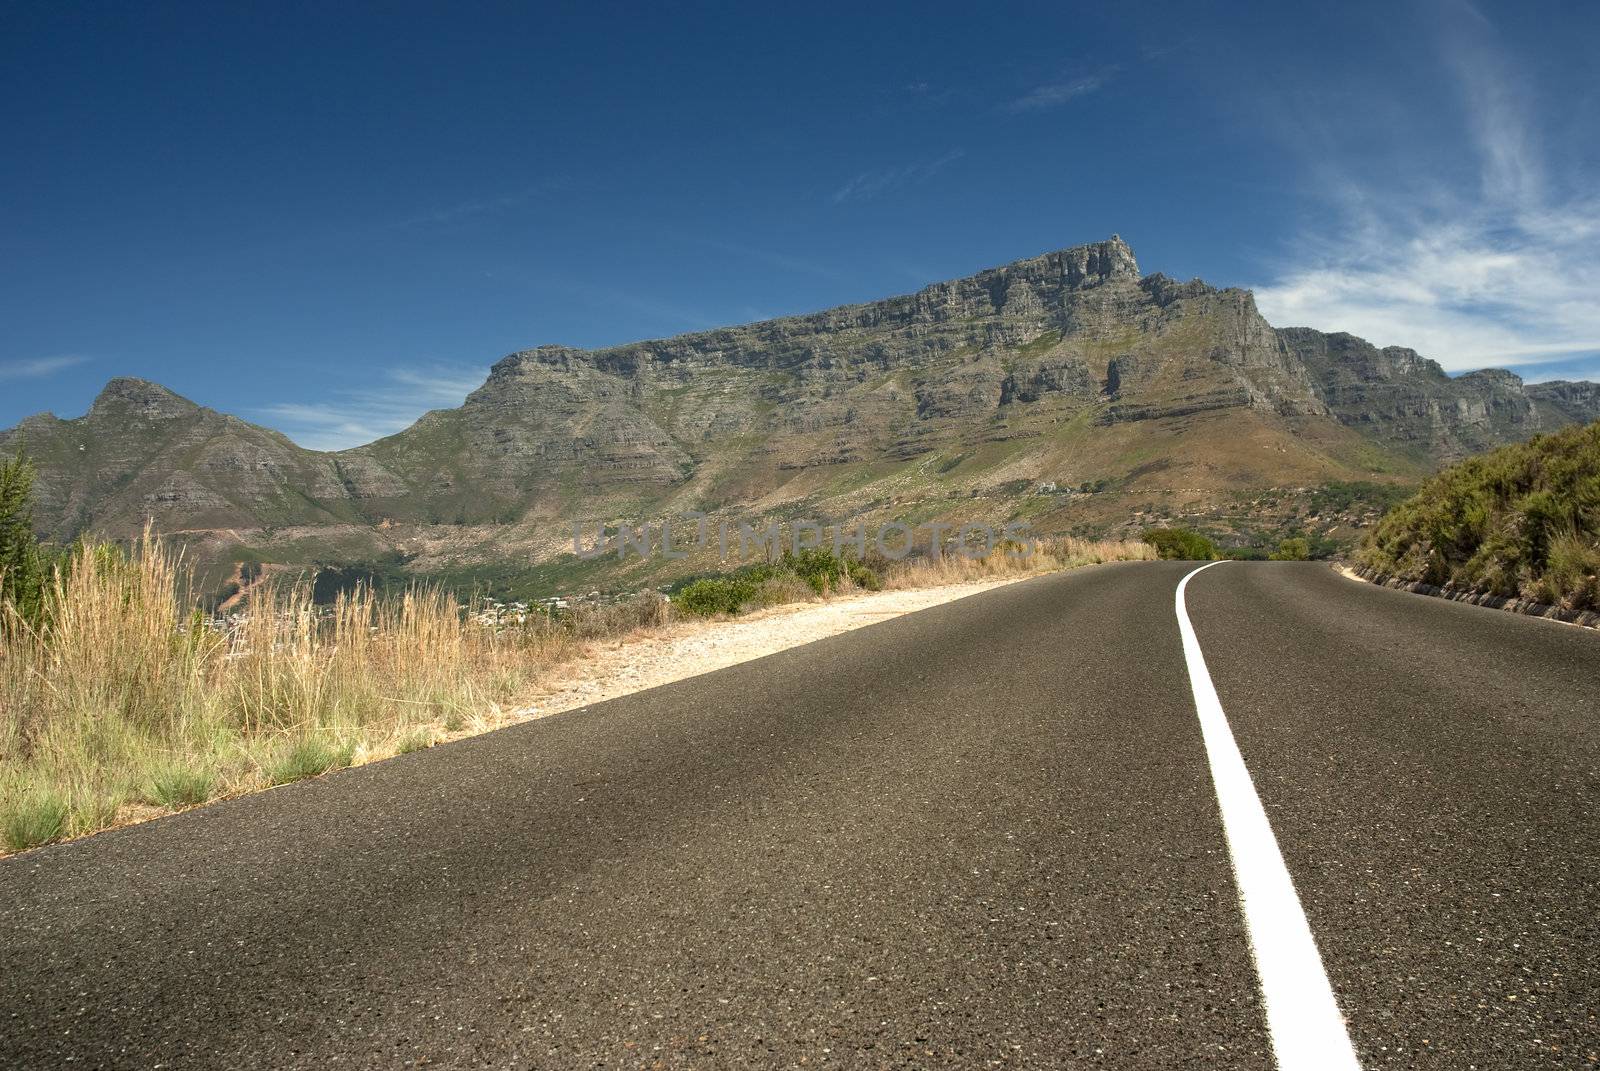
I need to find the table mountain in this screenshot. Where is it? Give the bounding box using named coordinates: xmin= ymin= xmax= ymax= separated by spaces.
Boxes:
xmin=6 ymin=237 xmax=1597 ymax=590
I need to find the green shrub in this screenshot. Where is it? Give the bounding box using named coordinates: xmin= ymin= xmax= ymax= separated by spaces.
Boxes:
xmin=784 ymin=548 xmax=846 ymax=593
xmin=2 ymin=789 xmax=68 ymax=851
xmin=675 ymin=575 xmax=760 ymax=616
xmin=1141 ymin=528 xmax=1219 ymax=561
xmin=784 ymin=548 xmax=879 ymax=594
xmin=1269 ymin=537 xmax=1312 ymax=561
xmin=1306 ymin=480 xmax=1415 ymax=516
xmin=847 ymin=562 xmax=881 ymax=590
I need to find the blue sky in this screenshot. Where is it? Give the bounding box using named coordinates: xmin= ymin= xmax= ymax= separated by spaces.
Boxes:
xmin=3 ymin=0 xmax=1597 ymax=449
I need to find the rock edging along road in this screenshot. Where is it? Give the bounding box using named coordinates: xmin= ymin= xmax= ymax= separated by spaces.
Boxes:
xmin=1348 ymin=563 xmax=1600 ymax=630
xmin=2 ymin=561 xmax=1596 ymax=1068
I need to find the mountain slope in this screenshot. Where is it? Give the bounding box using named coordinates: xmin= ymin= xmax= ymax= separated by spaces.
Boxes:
xmin=6 ymin=378 xmax=383 ymax=540
xmin=340 ymin=237 xmax=1350 ymax=525
xmin=4 ymin=237 xmax=1598 ymax=590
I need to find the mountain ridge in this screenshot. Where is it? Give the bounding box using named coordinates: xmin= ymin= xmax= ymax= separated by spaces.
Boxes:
xmin=6 ymin=236 xmax=1598 ymax=592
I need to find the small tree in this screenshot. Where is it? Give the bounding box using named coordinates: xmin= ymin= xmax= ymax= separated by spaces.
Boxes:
xmin=0 ymin=450 xmax=49 ymax=624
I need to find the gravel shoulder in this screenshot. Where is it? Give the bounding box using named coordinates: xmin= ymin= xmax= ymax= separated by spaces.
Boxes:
xmin=508 ymin=576 xmax=1032 ymax=722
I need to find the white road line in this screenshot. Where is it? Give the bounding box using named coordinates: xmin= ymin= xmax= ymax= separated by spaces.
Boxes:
xmin=1176 ymin=562 xmax=1362 ymax=1071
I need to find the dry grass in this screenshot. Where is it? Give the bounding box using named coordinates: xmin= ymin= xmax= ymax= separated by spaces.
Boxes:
xmin=0 ymin=532 xmax=1150 ymax=853
xmin=882 ymin=535 xmax=1155 ymax=588
xmin=0 ymin=533 xmax=664 ymax=851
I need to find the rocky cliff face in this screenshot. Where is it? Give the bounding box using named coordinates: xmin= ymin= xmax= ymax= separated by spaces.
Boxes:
xmin=1528 ymin=379 xmax=1600 ymax=427
xmin=1276 ymin=328 xmax=1582 ymax=460
xmin=340 ymin=237 xmax=1359 ymax=523
xmin=4 ymin=237 xmax=1597 ymax=574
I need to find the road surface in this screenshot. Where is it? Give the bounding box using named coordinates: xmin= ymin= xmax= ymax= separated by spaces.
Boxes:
xmin=2 ymin=562 xmax=1596 ymax=1068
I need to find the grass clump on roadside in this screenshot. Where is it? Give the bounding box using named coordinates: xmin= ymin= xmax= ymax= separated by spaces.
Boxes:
xmin=395 ymin=729 xmax=434 ymax=755
xmin=145 ymin=765 xmax=215 ymax=809
xmin=2 ymin=788 xmax=69 ymax=851
xmin=1358 ymin=420 xmax=1600 ymax=611
xmin=267 ymin=736 xmax=352 ymax=786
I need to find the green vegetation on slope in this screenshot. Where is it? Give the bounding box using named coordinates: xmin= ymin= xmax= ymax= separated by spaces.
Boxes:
xmin=672 ymin=549 xmax=883 ymax=617
xmin=1305 ymin=480 xmax=1416 ymax=517
xmin=1359 ymin=421 xmax=1600 ymax=611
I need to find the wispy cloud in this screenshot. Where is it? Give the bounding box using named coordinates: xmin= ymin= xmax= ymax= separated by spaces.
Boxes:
xmin=830 ymin=149 xmax=965 ymax=205
xmin=495 ymin=267 xmax=722 ymax=339
xmin=386 ymin=183 xmax=558 ymax=232
xmin=574 ymin=287 xmax=719 ymax=333
xmin=690 ymin=236 xmax=849 ymax=282
xmin=0 ymin=355 xmax=88 ymax=382
xmin=1005 ymin=70 xmax=1114 ymax=113
xmin=256 ymin=363 xmax=487 ymax=451
xmin=1253 ymin=6 xmax=1600 ymax=375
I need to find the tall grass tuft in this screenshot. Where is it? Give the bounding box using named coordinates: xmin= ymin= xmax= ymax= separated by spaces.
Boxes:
xmin=2 ymin=788 xmax=68 ymax=851
xmin=267 ymin=735 xmax=348 ymax=786
xmin=145 ymin=765 xmax=215 ymax=809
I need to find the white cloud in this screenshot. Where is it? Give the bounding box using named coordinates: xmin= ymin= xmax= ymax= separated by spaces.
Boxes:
xmin=0 ymin=355 xmax=88 ymax=381
xmin=1253 ymin=8 xmax=1600 ymax=375
xmin=1254 ymin=217 xmax=1600 ymax=367
xmin=1005 ymin=72 xmax=1113 ymax=113
xmin=830 ymin=149 xmax=965 ymax=205
xmin=257 ymin=363 xmax=486 ymax=451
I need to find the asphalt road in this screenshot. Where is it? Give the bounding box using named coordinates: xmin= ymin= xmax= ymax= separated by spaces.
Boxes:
xmin=2 ymin=562 xmax=1596 ymax=1069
